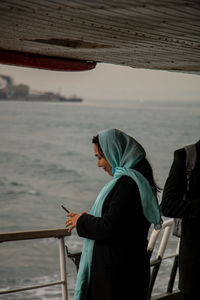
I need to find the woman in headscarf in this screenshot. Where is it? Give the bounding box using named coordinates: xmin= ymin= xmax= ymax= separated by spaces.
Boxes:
xmin=65 ymin=128 xmax=161 ymax=300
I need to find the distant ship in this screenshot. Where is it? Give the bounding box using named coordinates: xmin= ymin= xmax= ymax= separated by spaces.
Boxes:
xmin=59 ymin=95 xmax=83 ymax=102
xmin=0 ymin=75 xmax=83 ymax=103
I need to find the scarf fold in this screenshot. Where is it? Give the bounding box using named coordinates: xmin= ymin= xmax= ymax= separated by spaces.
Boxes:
xmin=74 ymin=129 xmax=161 ymax=300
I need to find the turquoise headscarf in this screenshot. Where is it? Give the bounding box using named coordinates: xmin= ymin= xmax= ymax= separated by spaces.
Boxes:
xmin=74 ymin=128 xmax=161 ymax=300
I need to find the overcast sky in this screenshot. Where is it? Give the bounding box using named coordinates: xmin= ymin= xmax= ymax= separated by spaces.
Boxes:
xmin=0 ymin=63 xmax=200 ymax=102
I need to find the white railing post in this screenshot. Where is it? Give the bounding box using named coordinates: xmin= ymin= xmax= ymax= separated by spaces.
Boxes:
xmin=157 ymin=224 xmax=172 ymax=259
xmin=59 ymin=237 xmax=68 ymax=300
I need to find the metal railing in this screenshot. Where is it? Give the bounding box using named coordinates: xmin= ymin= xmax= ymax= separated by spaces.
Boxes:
xmin=148 ymin=219 xmax=180 ymax=299
xmin=0 ymin=228 xmax=70 ymax=299
xmin=0 ymin=220 xmax=181 ymax=300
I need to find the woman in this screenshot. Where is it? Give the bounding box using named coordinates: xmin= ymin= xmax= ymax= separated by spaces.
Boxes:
xmin=65 ymin=128 xmax=161 ymax=300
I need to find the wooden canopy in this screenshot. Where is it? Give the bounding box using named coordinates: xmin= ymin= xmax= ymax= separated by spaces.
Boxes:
xmin=0 ymin=1 xmax=200 ymax=73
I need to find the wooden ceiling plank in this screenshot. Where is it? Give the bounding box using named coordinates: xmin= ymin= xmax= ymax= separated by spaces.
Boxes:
xmin=1 ymin=8 xmax=200 ymax=54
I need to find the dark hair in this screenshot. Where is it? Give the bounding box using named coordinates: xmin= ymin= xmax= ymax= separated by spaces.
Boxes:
xmin=92 ymin=135 xmax=104 ymax=157
xmin=134 ymin=158 xmax=161 ymax=194
xmin=92 ymin=134 xmax=161 ymax=194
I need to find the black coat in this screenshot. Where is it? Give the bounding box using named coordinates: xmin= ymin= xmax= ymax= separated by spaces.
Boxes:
xmin=161 ymin=141 xmax=200 ymax=295
xmin=77 ymin=175 xmax=150 ymax=300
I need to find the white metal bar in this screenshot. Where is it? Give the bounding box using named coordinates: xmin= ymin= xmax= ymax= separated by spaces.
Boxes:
xmin=150 ymin=253 xmax=179 ymax=266
xmin=0 ymin=281 xmax=64 ymax=295
xmin=147 ymin=219 xmax=174 ymax=252
xmin=148 ymin=229 xmax=161 ymax=252
xmin=160 ymin=219 xmax=174 ymax=229
xmin=59 ymin=237 xmax=68 ymax=300
xmin=0 ymin=228 xmax=70 ymax=243
xmin=157 ymin=224 xmax=172 ymax=258
xmin=176 ymin=238 xmax=180 ymax=255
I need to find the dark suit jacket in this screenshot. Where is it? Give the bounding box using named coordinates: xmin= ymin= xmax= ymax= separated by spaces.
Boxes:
xmin=161 ymin=140 xmax=200 ymax=295
xmin=77 ymin=175 xmax=150 ymax=300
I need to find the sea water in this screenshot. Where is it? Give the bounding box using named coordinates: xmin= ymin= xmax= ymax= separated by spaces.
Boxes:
xmin=0 ymin=99 xmax=199 ymax=299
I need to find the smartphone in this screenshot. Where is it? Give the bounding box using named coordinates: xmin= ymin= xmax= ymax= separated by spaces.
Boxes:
xmin=61 ymin=205 xmax=70 ymax=213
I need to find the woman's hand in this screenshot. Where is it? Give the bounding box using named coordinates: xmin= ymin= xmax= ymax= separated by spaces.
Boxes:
xmin=65 ymin=212 xmax=86 ymax=233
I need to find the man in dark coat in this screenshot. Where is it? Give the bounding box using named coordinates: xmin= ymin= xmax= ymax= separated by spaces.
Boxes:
xmin=161 ymin=140 xmax=200 ymax=300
